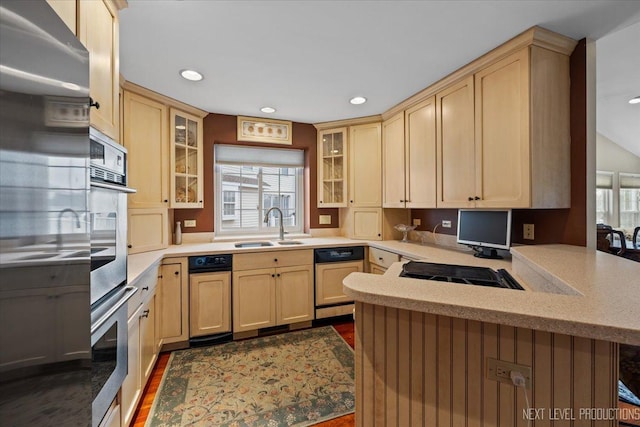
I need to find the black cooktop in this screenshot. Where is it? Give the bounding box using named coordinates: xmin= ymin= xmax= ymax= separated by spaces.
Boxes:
xmin=399 ymin=261 xmax=524 ymax=290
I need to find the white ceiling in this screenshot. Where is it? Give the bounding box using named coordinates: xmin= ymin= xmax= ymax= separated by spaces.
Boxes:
xmin=120 ymin=0 xmax=640 ymax=153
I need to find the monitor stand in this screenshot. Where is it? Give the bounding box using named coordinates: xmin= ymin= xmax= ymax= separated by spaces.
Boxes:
xmin=473 ymin=247 xmax=503 ymax=259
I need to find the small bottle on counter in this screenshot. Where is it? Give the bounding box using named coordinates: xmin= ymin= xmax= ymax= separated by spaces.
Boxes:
xmin=174 ymin=221 xmax=182 ymax=245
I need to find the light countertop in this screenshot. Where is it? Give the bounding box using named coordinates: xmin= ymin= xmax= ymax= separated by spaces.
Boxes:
xmin=127 ymin=237 xmax=640 ymax=345
xmin=343 ymin=243 xmax=640 ymax=345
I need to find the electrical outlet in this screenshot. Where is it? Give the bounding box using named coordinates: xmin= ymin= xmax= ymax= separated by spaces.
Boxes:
xmin=486 ymin=357 xmax=531 ymax=389
xmin=184 ymin=220 xmax=196 ymax=227
xmin=413 ymin=218 xmax=421 ymax=226
xmin=442 ymin=220 xmax=452 ymax=228
xmin=319 ymin=215 xmax=332 ymax=225
xmin=523 ymin=224 xmax=535 ymax=240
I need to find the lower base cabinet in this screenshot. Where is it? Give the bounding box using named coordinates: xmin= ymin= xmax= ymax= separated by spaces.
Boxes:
xmin=232 ymin=263 xmax=314 ymax=333
xmin=158 ymin=259 xmax=189 ymax=346
xmin=99 ymin=397 xmax=121 ymax=427
xmin=120 ymin=305 xmax=141 ymax=427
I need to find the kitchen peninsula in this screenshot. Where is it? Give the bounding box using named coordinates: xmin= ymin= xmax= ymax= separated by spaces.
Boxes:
xmin=343 ymin=242 xmax=639 ymax=427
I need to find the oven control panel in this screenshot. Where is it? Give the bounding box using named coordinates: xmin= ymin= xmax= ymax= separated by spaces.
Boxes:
xmin=188 ymin=254 xmax=233 ymax=273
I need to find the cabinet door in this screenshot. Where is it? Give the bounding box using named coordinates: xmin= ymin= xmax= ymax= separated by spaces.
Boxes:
xmin=78 ymin=0 xmax=119 ymax=140
xmin=475 ymin=48 xmax=530 ymax=208
xmin=127 ymin=208 xmax=169 ymax=254
xmin=46 ymin=0 xmax=77 ymax=34
xmin=139 ymin=294 xmax=156 ymax=386
xmin=436 ymin=76 xmax=476 ymax=208
xmin=56 ymin=286 xmax=90 ymax=361
xmin=190 ymin=272 xmax=231 ymax=337
xmin=159 ymin=262 xmax=188 ymax=344
xmin=317 ymin=128 xmax=347 ymax=207
xmin=232 ymin=269 xmax=276 ymax=332
xmin=123 ymin=91 xmax=169 ymax=208
xmin=405 ymin=98 xmax=437 ymax=208
xmin=370 ymin=264 xmax=387 ymax=275
xmin=0 ymin=289 xmax=56 ymax=370
xmin=315 ymin=261 xmax=363 ymax=306
xmin=382 ymin=112 xmax=406 ymax=208
xmin=121 ymin=306 xmax=142 ymax=427
xmin=276 ymin=265 xmax=314 ymax=325
xmin=349 ymin=123 xmax=382 ymax=207
xmin=170 ymin=109 xmax=204 ymax=208
xmin=352 ymin=208 xmax=382 ymax=240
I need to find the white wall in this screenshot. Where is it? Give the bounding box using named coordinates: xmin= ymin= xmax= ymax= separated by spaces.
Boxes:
xmin=596 ymin=132 xmax=640 ymax=173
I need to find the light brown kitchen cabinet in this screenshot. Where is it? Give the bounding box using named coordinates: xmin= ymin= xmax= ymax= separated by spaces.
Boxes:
xmin=127 ymin=208 xmax=169 ymax=254
xmin=78 ymin=0 xmax=121 ymax=141
xmin=404 ymin=97 xmax=437 ymax=208
xmin=370 ymin=265 xmax=387 ymax=275
xmin=473 ymin=47 xmax=570 ymax=208
xmin=190 ymin=272 xmax=231 ymax=337
xmin=139 ymin=293 xmax=156 ymax=387
xmin=436 ymin=75 xmax=476 ymax=208
xmin=315 ymin=261 xmax=363 ymax=306
xmin=317 ymin=128 xmax=348 ymax=207
xmin=121 ymin=303 xmax=141 ymax=427
xmin=351 ymin=208 xmax=382 ymax=240
xmin=348 ymin=123 xmax=382 ymax=207
xmin=123 ymin=91 xmax=169 ymax=209
xmin=158 ymin=259 xmax=189 ymax=346
xmin=368 ymin=246 xmax=400 ymax=274
xmin=382 ymin=112 xmax=405 ymax=208
xmin=46 ymin=0 xmax=77 ymax=34
xmin=98 ymin=398 xmax=121 ymax=427
xmin=233 ymin=250 xmax=314 ymax=333
xmin=170 ymin=108 xmax=204 ymax=208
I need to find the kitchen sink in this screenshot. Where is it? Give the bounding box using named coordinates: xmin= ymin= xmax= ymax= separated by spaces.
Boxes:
xmin=277 ymin=241 xmax=304 ymax=245
xmin=234 ymin=241 xmax=274 ymax=248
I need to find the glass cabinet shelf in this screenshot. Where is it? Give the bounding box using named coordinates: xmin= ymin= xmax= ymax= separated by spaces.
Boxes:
xmin=317 ymin=128 xmax=348 ymax=207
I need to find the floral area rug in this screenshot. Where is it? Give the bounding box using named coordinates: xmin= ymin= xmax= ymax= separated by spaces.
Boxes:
xmin=146 ymin=326 xmax=355 ymax=427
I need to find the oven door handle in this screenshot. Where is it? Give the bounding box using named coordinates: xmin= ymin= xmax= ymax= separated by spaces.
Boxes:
xmin=91 ymin=286 xmax=137 ymax=335
xmin=91 ymin=181 xmax=137 ymax=193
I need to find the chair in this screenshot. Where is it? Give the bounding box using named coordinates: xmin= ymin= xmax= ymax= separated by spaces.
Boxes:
xmin=596 ymin=224 xmax=626 ymax=256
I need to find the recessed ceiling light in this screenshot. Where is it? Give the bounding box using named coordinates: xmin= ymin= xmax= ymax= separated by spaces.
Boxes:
xmin=629 ymin=96 xmax=640 ymax=104
xmin=350 ymin=96 xmax=367 ymax=105
xmin=260 ymin=106 xmax=276 ymax=113
xmin=179 ymin=69 xmax=203 ymax=82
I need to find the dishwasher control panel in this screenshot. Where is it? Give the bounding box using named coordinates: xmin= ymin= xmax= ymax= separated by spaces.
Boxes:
xmin=188 ymin=254 xmax=233 ymax=273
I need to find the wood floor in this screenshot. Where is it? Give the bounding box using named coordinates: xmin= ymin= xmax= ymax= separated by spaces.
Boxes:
xmin=131 ymin=319 xmax=356 ymax=427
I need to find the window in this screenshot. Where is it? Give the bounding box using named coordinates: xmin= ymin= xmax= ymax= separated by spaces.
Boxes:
xmin=596 ymin=171 xmax=614 ymax=225
xmin=214 ymin=145 xmax=304 ymax=236
xmin=619 ymin=173 xmax=640 ymax=229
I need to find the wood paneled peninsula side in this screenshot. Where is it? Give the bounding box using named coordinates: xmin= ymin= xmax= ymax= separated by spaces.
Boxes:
xmin=343 ymin=244 xmax=639 ymax=427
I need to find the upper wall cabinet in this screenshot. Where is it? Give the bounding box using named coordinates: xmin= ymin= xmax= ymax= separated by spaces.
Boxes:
xmin=170 ymin=108 xmax=204 ymax=208
xmin=349 ymin=123 xmax=381 ymax=208
xmin=78 ymin=0 xmax=121 ymax=141
xmin=317 ymin=128 xmax=348 ymax=208
xmin=436 ymin=76 xmax=476 ymax=208
xmin=382 ymin=100 xmax=437 ymax=209
xmin=474 ymin=46 xmax=570 ymax=208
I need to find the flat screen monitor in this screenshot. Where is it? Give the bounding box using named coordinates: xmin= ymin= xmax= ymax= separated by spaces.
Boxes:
xmin=457 ymin=209 xmax=512 ymax=259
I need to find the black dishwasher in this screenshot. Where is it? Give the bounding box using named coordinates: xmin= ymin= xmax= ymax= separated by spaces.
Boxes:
xmin=314 ymin=247 xmax=364 ymax=319
xmin=188 ymin=254 xmax=233 ymax=347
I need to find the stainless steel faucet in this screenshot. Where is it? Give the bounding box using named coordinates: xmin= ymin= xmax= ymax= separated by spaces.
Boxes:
xmin=264 ymin=207 xmax=285 ymax=241
xmin=57 ymin=208 xmax=81 ymax=250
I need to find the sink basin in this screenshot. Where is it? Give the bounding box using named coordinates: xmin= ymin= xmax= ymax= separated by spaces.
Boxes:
xmin=234 ymin=241 xmax=274 ymax=248
xmin=277 ymin=241 xmax=304 ymax=245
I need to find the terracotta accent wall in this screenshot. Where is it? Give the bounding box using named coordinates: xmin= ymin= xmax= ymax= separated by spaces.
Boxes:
xmin=174 ymin=113 xmax=339 ymax=233
xmin=413 ymin=39 xmax=588 ymax=246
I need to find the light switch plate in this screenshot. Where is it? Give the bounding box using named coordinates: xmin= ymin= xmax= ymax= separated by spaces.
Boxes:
xmin=184 ymin=219 xmax=196 ymax=227
xmin=319 ymin=215 xmax=332 ymax=225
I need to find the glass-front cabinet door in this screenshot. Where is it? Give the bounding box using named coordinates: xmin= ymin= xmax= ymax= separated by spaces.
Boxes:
xmin=317 ymin=128 xmax=347 ymax=207
xmin=170 ymin=108 xmax=203 ymax=208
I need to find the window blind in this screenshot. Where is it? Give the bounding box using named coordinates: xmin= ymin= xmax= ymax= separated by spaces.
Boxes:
xmin=619 ymin=173 xmax=640 ymax=189
xmin=214 ymin=144 xmax=304 ymax=167
xmin=596 ymin=171 xmax=614 ymax=189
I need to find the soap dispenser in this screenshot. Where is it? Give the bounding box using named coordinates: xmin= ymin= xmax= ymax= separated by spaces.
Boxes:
xmin=174 ymin=221 xmax=182 ymax=245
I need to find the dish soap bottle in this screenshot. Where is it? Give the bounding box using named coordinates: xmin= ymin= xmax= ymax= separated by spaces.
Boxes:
xmin=174 ymin=221 xmax=182 ymax=245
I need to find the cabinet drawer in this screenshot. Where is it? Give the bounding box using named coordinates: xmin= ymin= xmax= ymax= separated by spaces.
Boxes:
xmin=233 ymin=249 xmax=313 ymax=271
xmin=127 ymin=262 xmax=159 ymax=319
xmin=369 ymin=247 xmax=400 ymax=269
